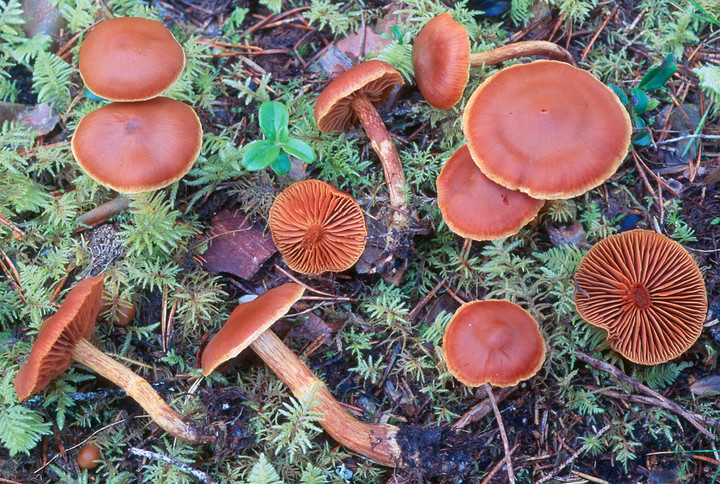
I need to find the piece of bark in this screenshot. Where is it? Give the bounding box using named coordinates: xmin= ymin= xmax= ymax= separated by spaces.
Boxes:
xmin=202 ymin=210 xmax=276 ymax=280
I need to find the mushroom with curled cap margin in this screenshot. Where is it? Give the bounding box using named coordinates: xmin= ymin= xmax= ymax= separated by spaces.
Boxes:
xmin=412 ymin=13 xmax=575 ymax=110
xmin=78 ymin=17 xmax=185 ymax=102
xmin=71 ymin=97 xmax=202 ymax=194
xmin=201 ymin=283 xmax=404 ymax=467
xmin=314 ymin=60 xmax=410 ymax=248
xmin=436 ymin=145 xmax=544 ymax=241
xmin=268 ymin=179 xmax=367 ymax=275
xmin=462 ymin=60 xmax=632 ymax=200
xmin=14 ymin=274 xmax=214 ymax=443
xmin=574 ymin=229 xmax=707 ymax=365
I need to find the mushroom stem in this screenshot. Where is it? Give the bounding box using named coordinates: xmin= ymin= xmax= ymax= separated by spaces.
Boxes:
xmin=351 ymin=94 xmax=409 ymax=235
xmin=71 ymin=338 xmax=213 ymax=443
xmin=78 ymin=195 xmax=130 ymax=227
xmin=469 ymin=41 xmax=575 ymax=67
xmin=250 ymin=330 xmax=403 ymax=467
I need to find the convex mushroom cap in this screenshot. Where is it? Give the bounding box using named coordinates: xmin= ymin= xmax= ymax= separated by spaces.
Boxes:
xmin=436 ymin=145 xmax=543 ymax=240
xmin=463 ymin=60 xmax=631 ymax=199
xmin=71 ymin=97 xmax=202 ymax=193
xmin=412 ymin=13 xmax=471 ymax=110
xmin=202 ymin=283 xmax=305 ymax=375
xmin=574 ymin=229 xmax=707 ymax=365
xmin=15 ymin=275 xmax=103 ymax=401
xmin=315 ymin=60 xmax=403 ymax=132
xmin=79 ymin=17 xmax=185 ymax=101
xmin=269 ymin=180 xmax=367 ymax=275
xmin=443 ymin=299 xmax=545 ymax=387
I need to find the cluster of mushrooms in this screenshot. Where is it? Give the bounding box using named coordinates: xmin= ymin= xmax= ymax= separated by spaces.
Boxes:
xmin=14 ymin=12 xmax=710 ymax=472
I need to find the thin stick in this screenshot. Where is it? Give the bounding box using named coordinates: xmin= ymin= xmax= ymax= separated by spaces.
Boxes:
xmin=576 ymin=351 xmax=718 ymax=439
xmin=129 ymin=447 xmax=218 ymax=484
xmin=485 ymin=383 xmax=515 ymax=484
xmin=481 ymin=444 xmax=520 ymax=484
xmin=454 ymin=387 xmax=517 ymax=430
xmin=274 ymin=264 xmax=352 ymax=300
xmin=536 ymin=424 xmax=611 ymax=483
xmin=580 ymin=6 xmax=618 ymax=62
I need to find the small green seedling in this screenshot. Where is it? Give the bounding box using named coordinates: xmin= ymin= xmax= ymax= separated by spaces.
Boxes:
xmin=609 ymin=54 xmax=677 ymax=147
xmin=242 ymin=101 xmax=316 ymax=176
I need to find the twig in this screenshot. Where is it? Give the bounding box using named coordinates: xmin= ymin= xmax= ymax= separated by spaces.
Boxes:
xmin=536 ymin=424 xmax=611 ymax=483
xmin=129 ymin=447 xmax=218 ymax=484
xmin=454 ymin=387 xmax=517 ymax=429
xmin=77 ymin=196 xmax=131 ymax=228
xmin=576 ymin=351 xmax=719 ymax=439
xmin=580 ymin=6 xmax=618 ymax=62
xmin=655 ymin=133 xmax=720 ymax=145
xmin=481 ymin=443 xmax=520 ymax=484
xmin=485 ymin=383 xmax=515 ymax=484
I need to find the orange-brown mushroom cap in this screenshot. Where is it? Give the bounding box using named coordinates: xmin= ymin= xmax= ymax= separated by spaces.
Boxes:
xmin=574 ymin=230 xmax=707 ymax=365
xmin=269 ymin=180 xmax=367 ymax=275
xmin=412 ymin=13 xmax=470 ymax=110
xmin=14 ymin=274 xmax=104 ymax=402
xmin=436 ymin=145 xmax=544 ymax=240
xmin=463 ymin=60 xmax=632 ymax=199
xmin=71 ymin=97 xmax=202 ymax=193
xmin=79 ymin=17 xmax=185 ymax=102
xmin=443 ymin=299 xmax=545 ymax=387
xmin=201 ymin=283 xmax=305 ymax=376
xmin=314 ymin=60 xmax=404 ymax=132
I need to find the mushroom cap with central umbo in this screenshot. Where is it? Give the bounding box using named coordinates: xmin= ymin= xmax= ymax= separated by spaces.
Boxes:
xmin=79 ymin=17 xmax=185 ymax=102
xmin=314 ymin=60 xmax=404 ymax=132
xmin=71 ymin=97 xmax=202 ymax=194
xmin=269 ymin=180 xmax=367 ymax=275
xmin=436 ymin=145 xmax=544 ymax=241
xmin=14 ymin=274 xmax=104 ymax=402
xmin=412 ymin=13 xmax=470 ymax=110
xmin=574 ymin=229 xmax=707 ymax=365
xmin=443 ymin=299 xmax=546 ymax=387
xmin=201 ymin=283 xmax=305 ymax=375
xmin=463 ymin=60 xmax=631 ymax=200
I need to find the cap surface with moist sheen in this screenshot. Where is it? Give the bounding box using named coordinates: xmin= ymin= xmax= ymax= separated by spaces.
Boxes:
xmin=71 ymin=97 xmax=202 ymax=193
xmin=463 ymin=60 xmax=632 ymax=199
xmin=443 ymin=299 xmax=546 ymax=387
xmin=79 ymin=17 xmax=185 ymax=101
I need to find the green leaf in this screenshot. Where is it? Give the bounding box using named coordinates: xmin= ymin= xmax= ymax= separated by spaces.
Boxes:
xmin=608 ymin=84 xmax=628 ymax=105
xmin=282 ymin=138 xmax=316 ymax=164
xmin=83 ymin=87 xmax=107 ymax=102
xmin=259 ymin=101 xmax=289 ymax=140
xmin=630 ymin=88 xmax=649 ymax=115
xmin=390 ymin=25 xmax=403 ymax=44
xmin=271 ymin=152 xmax=291 ymax=175
xmin=638 ymin=54 xmax=677 ymax=91
xmin=242 ymin=140 xmax=280 ymax=171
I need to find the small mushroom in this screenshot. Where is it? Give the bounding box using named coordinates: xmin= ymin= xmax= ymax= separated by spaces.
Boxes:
xmin=77 ymin=443 xmax=101 ymax=470
xmin=574 ymin=229 xmax=707 ymax=365
xmin=14 ymin=274 xmax=213 ymax=443
xmin=436 ymin=145 xmax=544 ymax=241
xmin=79 ymin=17 xmax=185 ymax=102
xmin=268 ymin=179 xmax=367 ymax=275
xmin=71 ymin=97 xmax=202 ymax=193
xmin=412 ymin=13 xmax=574 ymax=109
xmin=314 ymin=60 xmax=409 ymax=244
xmin=443 ymin=299 xmax=546 ymax=387
xmin=463 ymin=60 xmax=632 ymax=199
xmin=202 ymin=283 xmax=403 ymax=467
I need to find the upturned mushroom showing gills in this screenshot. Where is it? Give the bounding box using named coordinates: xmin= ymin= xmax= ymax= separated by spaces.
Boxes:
xmin=412 ymin=13 xmax=575 ymax=109
xmin=79 ymin=17 xmax=185 ymax=102
xmin=14 ymin=274 xmax=213 ymax=443
xmin=314 ymin=60 xmax=409 ymax=243
xmin=436 ymin=145 xmax=544 ymax=241
xmin=463 ymin=60 xmax=632 ymax=200
xmin=268 ymin=179 xmax=367 ymax=275
xmin=71 ymin=97 xmax=202 ymax=193
xmin=574 ymin=230 xmax=707 ymax=365
xmin=202 ymin=283 xmax=403 ymax=467
xmin=443 ymin=299 xmax=546 ymax=387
